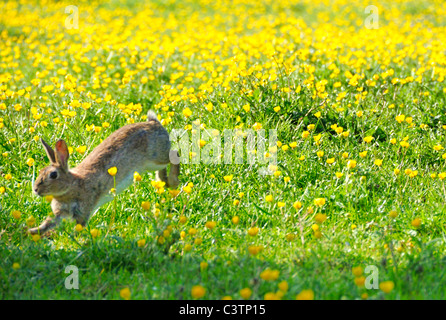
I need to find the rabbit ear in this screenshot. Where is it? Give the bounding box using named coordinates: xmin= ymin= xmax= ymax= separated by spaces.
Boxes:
xmin=55 ymin=139 xmax=69 ymax=170
xmin=41 ymin=138 xmax=56 ymax=164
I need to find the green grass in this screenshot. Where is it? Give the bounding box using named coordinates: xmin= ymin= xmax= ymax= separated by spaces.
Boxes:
xmin=1 ymin=0 xmax=446 ymax=300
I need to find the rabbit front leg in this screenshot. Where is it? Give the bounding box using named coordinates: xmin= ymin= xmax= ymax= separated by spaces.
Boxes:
xmin=28 ymin=213 xmax=64 ymax=235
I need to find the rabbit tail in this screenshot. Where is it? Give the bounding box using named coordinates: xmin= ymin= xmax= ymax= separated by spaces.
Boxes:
xmin=147 ymin=110 xmax=160 ymax=122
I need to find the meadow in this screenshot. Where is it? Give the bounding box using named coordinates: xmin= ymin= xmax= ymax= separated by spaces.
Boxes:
xmin=1 ymin=0 xmax=446 ymax=300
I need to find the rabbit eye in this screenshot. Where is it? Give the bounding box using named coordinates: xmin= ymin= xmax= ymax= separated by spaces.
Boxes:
xmin=49 ymin=171 xmax=58 ymax=179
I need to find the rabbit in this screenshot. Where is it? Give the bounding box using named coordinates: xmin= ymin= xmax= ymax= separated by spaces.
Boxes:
xmin=28 ymin=111 xmax=180 ymax=235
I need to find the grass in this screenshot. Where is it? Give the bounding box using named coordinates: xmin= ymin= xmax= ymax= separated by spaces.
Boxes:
xmin=1 ymin=0 xmax=446 ymax=300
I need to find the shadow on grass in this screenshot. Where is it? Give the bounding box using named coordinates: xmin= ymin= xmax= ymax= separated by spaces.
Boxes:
xmin=1 ymin=234 xmax=446 ymax=299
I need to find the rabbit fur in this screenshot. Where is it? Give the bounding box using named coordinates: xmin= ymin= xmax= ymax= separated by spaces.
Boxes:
xmin=29 ymin=111 xmax=179 ymax=235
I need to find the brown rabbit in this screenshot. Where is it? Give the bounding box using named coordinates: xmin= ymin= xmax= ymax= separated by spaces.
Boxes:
xmin=29 ymin=111 xmax=180 ymax=235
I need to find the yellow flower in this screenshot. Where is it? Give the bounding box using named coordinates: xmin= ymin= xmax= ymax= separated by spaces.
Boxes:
xmin=26 ymin=158 xmax=35 ymax=167
xmin=379 ymin=281 xmax=395 ymax=294
xmin=183 ymin=185 xmax=192 ymax=194
xmin=90 ymin=228 xmax=100 ymax=238
xmin=248 ymin=227 xmax=259 ymax=236
xmin=151 ymin=180 xmax=166 ymax=189
xmin=264 ymin=292 xmax=280 ymax=300
xmin=352 ymin=266 xmax=363 ymax=277
xmin=395 ymin=114 xmax=405 ymax=123
xmin=252 ymin=122 xmax=262 ymax=130
xmin=198 ymin=139 xmax=206 ymax=147
xmin=347 ymin=160 xmax=357 ymax=169
xmin=313 ymin=198 xmax=326 ymax=207
xmin=223 ymin=175 xmax=233 ymax=182
xmin=75 ymin=224 xmax=83 ymax=232
xmin=335 ymin=172 xmax=344 ymax=179
xmin=374 ymin=159 xmax=383 ymax=166
xmin=120 ymin=288 xmax=131 ymax=300
xmin=169 ymin=189 xmax=180 ymax=197
xmin=409 ymin=170 xmax=418 ymax=178
xmin=265 ymin=194 xmax=273 ymax=202
xmin=12 ymin=262 xmax=20 ymax=270
xmin=11 ymin=210 xmax=21 ymax=220
xmin=141 ymin=201 xmax=151 ymax=210
xmin=315 ymin=213 xmax=327 ymax=224
xmin=354 ymin=276 xmax=365 ymax=287
xmin=240 ymin=288 xmax=252 ymax=299
xmin=133 ymin=172 xmax=142 ymax=182
xmin=326 ymin=157 xmax=335 ymax=164
xmin=433 ymin=145 xmax=444 ymax=151
xmin=232 ymin=216 xmax=240 ymax=224
xmin=274 ymin=106 xmax=281 ymax=112
xmin=205 ymin=221 xmax=216 ymax=230
xmin=184 ymin=243 xmax=192 ymax=252
xmin=278 ymin=281 xmax=288 ymax=292
xmin=317 ymin=151 xmax=324 ymax=158
xmin=222 ymin=296 xmax=232 ymax=300
xmin=248 ymin=245 xmax=263 ymax=255
xmin=411 ymin=218 xmax=421 ymax=228
xmin=108 ymin=167 xmax=117 ymax=176
xmin=182 ymin=107 xmax=192 ymax=118
xmin=137 ymin=239 xmax=146 ymax=248
xmin=400 ymin=141 xmax=410 ymax=148
xmin=26 ymin=216 xmax=36 ymax=227
xmin=76 ymin=146 xmax=87 ymax=154
xmin=302 ymin=131 xmax=310 ymax=139
xmin=32 ymin=234 xmax=40 ymax=242
xmin=277 ymin=201 xmax=286 ymax=208
xmin=191 ymin=285 xmax=206 ymax=299
xmin=363 ymin=136 xmax=374 ymax=143
xmin=200 ymin=261 xmax=208 ymax=270
xmin=296 ymin=289 xmax=314 ymax=300
xmin=293 ymin=201 xmax=302 ymax=209
xmin=389 ymin=210 xmax=398 ymax=218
